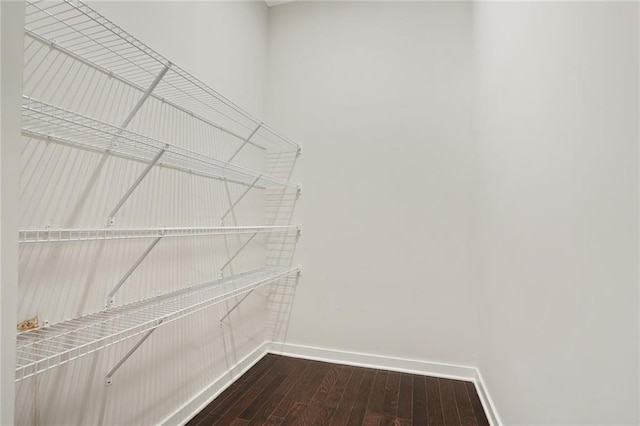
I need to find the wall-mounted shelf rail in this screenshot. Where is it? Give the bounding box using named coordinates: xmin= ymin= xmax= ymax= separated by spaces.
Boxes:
xmin=24 ymin=0 xmax=300 ymax=154
xmin=15 ymin=265 xmax=300 ymax=382
xmin=19 ymin=225 xmax=299 ymax=244
xmin=22 ymin=97 xmax=299 ymax=191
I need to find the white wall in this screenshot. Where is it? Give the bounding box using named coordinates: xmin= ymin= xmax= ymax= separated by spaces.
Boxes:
xmin=1 ymin=3 xmax=25 ymax=424
xmin=267 ymin=2 xmax=479 ymax=367
xmin=16 ymin=2 xmax=275 ymax=425
xmin=473 ymin=2 xmax=639 ymax=425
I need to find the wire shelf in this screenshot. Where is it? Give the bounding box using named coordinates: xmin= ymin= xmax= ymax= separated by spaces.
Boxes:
xmin=22 ymin=97 xmax=300 ymax=190
xmin=24 ymin=0 xmax=300 ymax=153
xmin=15 ymin=265 xmax=300 ymax=382
xmin=19 ymin=225 xmax=300 ymax=243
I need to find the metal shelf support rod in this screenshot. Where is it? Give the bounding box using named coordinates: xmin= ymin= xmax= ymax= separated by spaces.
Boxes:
xmin=219 ymin=292 xmax=252 ymax=323
xmin=107 ymin=236 xmax=162 ymax=307
xmin=110 ymin=64 xmax=171 ymax=150
xmin=228 ymin=123 xmax=262 ymax=163
xmin=220 ymin=232 xmax=259 ymax=276
xmin=105 ymin=318 xmax=163 ymax=386
xmin=107 ymin=147 xmax=167 ymax=225
xmin=220 ymin=175 xmax=261 ymax=225
xmin=119 ymin=63 xmax=171 ymax=130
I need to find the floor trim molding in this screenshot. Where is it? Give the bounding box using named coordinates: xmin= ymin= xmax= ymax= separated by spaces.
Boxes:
xmin=267 ymin=341 xmax=475 ymax=380
xmin=161 ymin=342 xmax=269 ymax=426
xmin=473 ymin=368 xmax=503 ymax=426
xmin=267 ymin=341 xmax=502 ymax=426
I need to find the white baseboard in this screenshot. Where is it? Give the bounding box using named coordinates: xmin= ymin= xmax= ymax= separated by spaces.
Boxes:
xmin=267 ymin=341 xmax=502 ymax=426
xmin=160 ymin=342 xmax=269 ymax=426
xmin=474 ymin=368 xmax=503 ymax=426
xmin=267 ymin=341 xmax=476 ymax=380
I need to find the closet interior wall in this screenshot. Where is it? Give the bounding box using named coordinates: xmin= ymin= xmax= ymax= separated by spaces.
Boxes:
xmin=1 ymin=3 xmax=24 ymax=425
xmin=473 ymin=2 xmax=639 ymax=424
xmin=266 ymin=1 xmax=478 ymax=365
xmin=16 ymin=1 xmax=300 ymax=425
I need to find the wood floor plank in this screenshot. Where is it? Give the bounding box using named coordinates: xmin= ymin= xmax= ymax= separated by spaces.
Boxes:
xmin=281 ymin=402 xmax=308 ymax=426
xmin=239 ymin=373 xmax=287 ymax=420
xmin=210 ymin=386 xmax=261 ymax=425
xmin=246 ymin=359 xmax=308 ymax=425
xmin=425 ymin=377 xmax=444 ymax=426
xmin=363 ymin=370 xmax=389 ymax=422
xmin=382 ymin=372 xmax=401 ymax=417
xmin=287 ymin=364 xmax=344 ymax=425
xmin=270 ymin=362 xmax=317 ymax=417
xmin=191 ymin=383 xmax=252 ymax=426
xmin=380 ymin=414 xmax=402 ymax=426
xmin=252 ymin=366 xmax=281 ymax=389
xmin=329 ymin=368 xmax=365 ymax=426
xmin=299 ymin=362 xmax=332 ymax=403
xmin=439 ymin=378 xmax=461 ymax=426
xmin=310 ymin=364 xmax=341 ymax=404
xmin=265 ymin=416 xmax=284 ymax=426
xmin=237 ymin=355 xmax=277 ymax=385
xmin=397 ymin=373 xmax=412 ymax=420
xmin=322 ymin=365 xmax=354 ymax=411
xmin=412 ymin=375 xmax=427 ymax=425
xmin=192 ymin=355 xmax=275 ymax=420
xmin=465 ymin=382 xmax=490 ymax=426
xmin=303 ymin=365 xmax=354 ymax=424
xmin=271 ymin=361 xmax=322 ymax=418
xmin=362 ymin=412 xmax=382 ymax=426
xmin=346 ymin=368 xmax=377 ymax=425
xmin=188 ymin=381 xmax=248 ymax=425
xmin=453 ymin=380 xmax=478 ymax=426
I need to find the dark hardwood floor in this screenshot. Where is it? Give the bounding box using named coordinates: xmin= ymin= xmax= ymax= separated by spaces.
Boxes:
xmin=187 ymin=354 xmax=490 ymax=426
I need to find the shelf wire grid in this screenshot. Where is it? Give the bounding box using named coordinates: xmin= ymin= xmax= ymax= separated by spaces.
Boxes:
xmin=22 ymin=97 xmax=299 ymax=190
xmin=19 ymin=225 xmax=300 ymax=243
xmin=24 ymin=0 xmax=300 ymax=153
xmin=15 ymin=265 xmax=300 ymax=382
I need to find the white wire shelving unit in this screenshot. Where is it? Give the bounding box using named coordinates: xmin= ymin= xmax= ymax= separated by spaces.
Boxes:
xmin=15 ymin=265 xmax=300 ymax=382
xmin=22 ymin=97 xmax=299 ymax=191
xmin=24 ymin=0 xmax=300 ymax=155
xmin=17 ymin=0 xmax=302 ymax=393
xmin=19 ymin=225 xmax=299 ymax=244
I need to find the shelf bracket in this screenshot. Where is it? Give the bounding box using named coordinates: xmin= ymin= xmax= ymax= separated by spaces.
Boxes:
xmin=219 ymin=232 xmax=259 ymax=277
xmin=228 ymin=123 xmax=262 ymax=163
xmin=105 ymin=318 xmax=163 ymax=386
xmin=220 ymin=175 xmax=261 ymax=225
xmin=106 ymin=236 xmax=163 ymax=307
xmin=111 ymin=63 xmax=171 ymax=150
xmin=219 ymin=291 xmax=253 ymax=323
xmin=121 ymin=63 xmax=171 ymax=130
xmin=107 ymin=147 xmax=167 ymax=226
